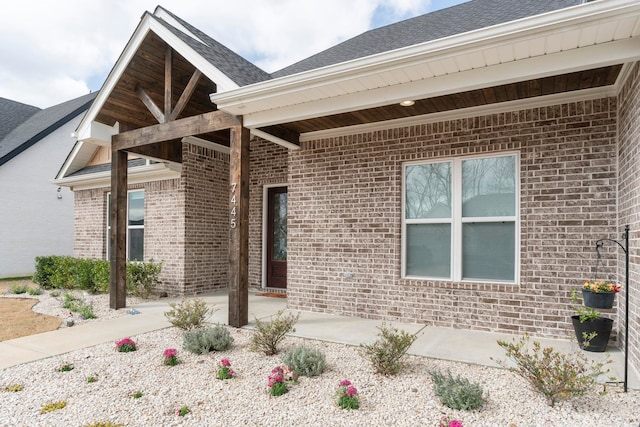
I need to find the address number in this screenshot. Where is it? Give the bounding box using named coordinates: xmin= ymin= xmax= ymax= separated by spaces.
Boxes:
xmin=230 ymin=182 xmax=237 ymax=229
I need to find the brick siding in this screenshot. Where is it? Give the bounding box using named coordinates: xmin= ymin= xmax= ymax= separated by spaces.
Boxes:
xmin=286 ymin=97 xmax=618 ymax=340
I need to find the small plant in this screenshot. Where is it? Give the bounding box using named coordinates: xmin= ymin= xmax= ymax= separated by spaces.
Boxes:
xmin=57 ymin=362 xmax=74 ymax=372
xmin=183 ymin=325 xmax=234 ymax=354
xmin=583 ymin=280 xmax=621 ymax=293
xmin=359 ymin=322 xmax=418 ymax=375
xmin=50 ymin=290 xmax=60 ymax=298
xmin=250 ymin=310 xmax=300 ymax=356
xmin=27 ymin=287 xmax=44 ymax=296
xmin=5 ymin=383 xmax=23 ymax=392
xmin=87 ymin=375 xmax=98 ymax=383
xmin=268 ymin=365 xmax=291 ymax=396
xmin=336 ymin=379 xmax=360 ymax=410
xmin=495 ymin=334 xmax=611 ymax=407
xmin=126 ymin=259 xmax=162 ymax=298
xmin=163 ymin=348 xmax=181 ymax=366
xmin=176 ymin=405 xmax=190 ymax=416
xmin=282 ymin=346 xmax=326 ymax=377
xmin=571 ymin=290 xmax=600 ymax=322
xmin=8 ymin=283 xmax=28 ymax=294
xmin=164 ymin=298 xmax=213 ymax=330
xmin=132 ymin=391 xmax=143 ymax=399
xmin=62 ymin=292 xmax=96 ymax=319
xmin=440 ymin=416 xmax=464 ymax=427
xmin=429 ymin=369 xmax=485 ymax=410
xmin=216 ymin=358 xmax=235 ymax=380
xmin=85 ymin=422 xmax=124 ymax=427
xmin=41 ymin=400 xmax=67 ymax=413
xmin=115 ymin=337 xmax=137 ymax=352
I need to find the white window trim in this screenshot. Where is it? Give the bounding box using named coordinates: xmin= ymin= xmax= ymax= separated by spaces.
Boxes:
xmin=106 ymin=189 xmax=145 ymax=261
xmin=261 ymin=184 xmax=288 ymax=288
xmin=401 ymin=152 xmax=520 ymax=284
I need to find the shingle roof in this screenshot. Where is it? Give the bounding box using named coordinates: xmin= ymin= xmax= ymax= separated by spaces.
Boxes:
xmin=154 ymin=7 xmax=271 ymax=87
xmin=0 ymin=98 xmax=40 ymax=141
xmin=67 ymin=158 xmax=147 ymax=177
xmin=0 ymin=92 xmax=97 ymax=167
xmin=273 ymin=0 xmax=582 ymax=78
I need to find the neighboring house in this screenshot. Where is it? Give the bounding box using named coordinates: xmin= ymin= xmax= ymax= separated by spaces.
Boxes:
xmin=54 ymin=0 xmax=640 ymax=378
xmin=0 ymin=93 xmax=97 ymax=277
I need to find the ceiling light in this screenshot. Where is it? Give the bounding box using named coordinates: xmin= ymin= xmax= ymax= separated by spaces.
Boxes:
xmin=399 ymin=100 xmax=415 ymax=107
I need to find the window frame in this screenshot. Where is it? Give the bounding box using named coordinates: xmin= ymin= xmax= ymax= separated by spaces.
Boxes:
xmin=106 ymin=189 xmax=145 ymax=261
xmin=401 ymin=152 xmax=520 ymax=284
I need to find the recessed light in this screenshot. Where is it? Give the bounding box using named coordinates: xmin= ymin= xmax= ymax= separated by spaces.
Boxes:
xmin=399 ymin=100 xmax=415 ymax=107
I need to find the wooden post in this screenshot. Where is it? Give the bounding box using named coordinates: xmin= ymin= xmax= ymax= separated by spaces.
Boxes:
xmin=228 ymin=125 xmax=249 ymax=327
xmin=109 ymin=148 xmax=128 ymax=309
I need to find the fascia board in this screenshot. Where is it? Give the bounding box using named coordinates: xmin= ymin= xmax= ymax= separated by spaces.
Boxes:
xmin=242 ymin=37 xmax=640 ymax=128
xmin=53 ymin=163 xmax=181 ymax=191
xmin=212 ymin=0 xmax=640 ymax=113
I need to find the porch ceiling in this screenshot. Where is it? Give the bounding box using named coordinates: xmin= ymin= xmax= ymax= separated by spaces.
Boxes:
xmin=94 ymin=31 xmax=230 ymax=147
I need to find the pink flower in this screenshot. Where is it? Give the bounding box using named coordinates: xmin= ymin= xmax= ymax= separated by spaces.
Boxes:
xmin=220 ymin=358 xmax=231 ymax=367
xmin=346 ymin=385 xmax=358 ymax=396
xmin=449 ymin=421 xmax=463 ymax=427
xmin=164 ymin=348 xmax=177 ymax=358
xmin=339 ymin=379 xmax=351 ymax=387
xmin=228 ymin=369 xmax=235 ymax=376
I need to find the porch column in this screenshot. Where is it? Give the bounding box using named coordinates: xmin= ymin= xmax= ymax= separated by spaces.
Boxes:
xmin=109 ymin=148 xmax=128 ymax=309
xmin=228 ymin=125 xmax=249 ymax=327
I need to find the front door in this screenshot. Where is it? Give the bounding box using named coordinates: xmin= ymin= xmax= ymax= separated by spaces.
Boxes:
xmin=266 ymin=186 xmax=287 ymax=288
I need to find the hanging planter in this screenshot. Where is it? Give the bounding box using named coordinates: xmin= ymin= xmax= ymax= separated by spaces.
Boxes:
xmin=571 ymin=315 xmax=613 ymax=353
xmin=581 ymin=289 xmax=615 ymax=309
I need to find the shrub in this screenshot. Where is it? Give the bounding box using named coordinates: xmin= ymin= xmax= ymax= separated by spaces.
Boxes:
xmin=41 ymin=401 xmax=67 ymax=413
xmin=33 ymin=256 xmax=59 ymax=288
xmin=8 ymin=283 xmax=28 ymax=294
xmin=165 ymin=298 xmax=213 ymax=330
xmin=183 ymin=325 xmax=233 ymax=354
xmin=429 ymin=369 xmax=485 ymax=410
xmin=359 ymin=322 xmax=418 ymax=375
xmin=250 ymin=310 xmax=300 ymax=356
xmin=61 ymin=293 xmax=96 ymax=319
xmin=27 ymin=287 xmax=43 ymax=296
xmin=50 ymin=256 xmax=76 ymax=289
xmin=495 ymin=334 xmax=611 ymax=407
xmin=282 ymin=346 xmax=326 ymax=377
xmin=126 ymin=259 xmax=162 ymax=298
xmin=93 ymin=260 xmax=110 ymax=293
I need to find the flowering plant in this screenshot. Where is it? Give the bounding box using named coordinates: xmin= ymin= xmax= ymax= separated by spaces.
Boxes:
xmin=439 ymin=416 xmax=463 ymax=427
xmin=115 ymin=337 xmax=137 ymax=352
xmin=176 ymin=405 xmax=190 ymax=416
xmin=163 ymin=348 xmax=180 ymax=366
xmin=583 ymin=280 xmax=621 ymax=293
xmin=216 ymin=358 xmax=235 ymax=380
xmin=336 ymin=379 xmax=360 ymax=410
xmin=268 ymin=365 xmax=296 ymax=396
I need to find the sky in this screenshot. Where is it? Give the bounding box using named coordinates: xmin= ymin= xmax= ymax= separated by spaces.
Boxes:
xmin=0 ymin=0 xmax=468 ymax=109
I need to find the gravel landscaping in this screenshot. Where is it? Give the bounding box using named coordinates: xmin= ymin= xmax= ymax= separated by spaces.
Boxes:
xmin=0 ymin=292 xmax=639 ymax=426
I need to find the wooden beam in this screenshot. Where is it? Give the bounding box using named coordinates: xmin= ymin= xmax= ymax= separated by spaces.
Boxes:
xmin=228 ymin=125 xmax=250 ymax=327
xmin=170 ymin=70 xmax=201 ymax=121
xmin=164 ymin=46 xmax=172 ymax=122
xmin=136 ymin=85 xmax=165 ymax=124
xmin=109 ymin=149 xmax=128 ymax=310
xmin=127 ymin=140 xmax=183 ymax=163
xmin=112 ymin=110 xmax=241 ymax=150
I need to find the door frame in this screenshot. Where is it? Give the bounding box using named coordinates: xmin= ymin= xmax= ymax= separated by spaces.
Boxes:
xmin=261 ymin=183 xmax=288 ymax=288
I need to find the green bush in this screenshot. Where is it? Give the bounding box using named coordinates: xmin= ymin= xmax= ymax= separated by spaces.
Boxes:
xmin=93 ymin=260 xmax=110 ymax=293
xmin=8 ymin=283 xmax=28 ymax=294
xmin=282 ymin=346 xmax=326 ymax=377
xmin=429 ymin=369 xmax=486 ymax=410
xmin=165 ymin=298 xmax=213 ymax=330
xmin=33 ymin=256 xmax=59 ymax=288
xmin=126 ymin=259 xmax=162 ymax=298
xmin=359 ymin=323 xmax=418 ymax=376
xmin=183 ymin=325 xmax=234 ymax=354
xmin=496 ymin=334 xmax=611 ymax=407
xmin=62 ymin=293 xmax=96 ymax=319
xmin=250 ymin=310 xmax=300 ymax=356
xmin=50 ymin=256 xmax=76 ymax=289
xmin=27 ymin=287 xmax=44 ymax=296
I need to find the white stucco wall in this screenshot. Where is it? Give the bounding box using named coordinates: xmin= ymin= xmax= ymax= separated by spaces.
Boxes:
xmin=0 ymin=117 xmax=80 ymax=278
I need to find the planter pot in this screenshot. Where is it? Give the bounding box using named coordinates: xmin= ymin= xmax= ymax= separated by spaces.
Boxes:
xmin=571 ymin=315 xmax=613 ymax=352
xmin=582 ymin=289 xmax=615 ymax=309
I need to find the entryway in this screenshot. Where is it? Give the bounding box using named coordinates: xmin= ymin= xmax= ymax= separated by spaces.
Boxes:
xmin=265 ymin=186 xmax=287 ymax=289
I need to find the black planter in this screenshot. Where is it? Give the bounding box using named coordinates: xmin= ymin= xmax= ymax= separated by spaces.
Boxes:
xmin=582 ymin=289 xmax=615 ymax=309
xmin=571 ymin=315 xmax=613 ymax=352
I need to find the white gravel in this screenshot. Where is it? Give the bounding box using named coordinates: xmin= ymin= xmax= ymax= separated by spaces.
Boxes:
xmin=1 ymin=291 xmax=639 ymax=427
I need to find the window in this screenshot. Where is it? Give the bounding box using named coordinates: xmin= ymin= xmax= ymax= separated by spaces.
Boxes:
xmin=403 ymin=153 xmax=518 ymax=282
xmin=106 ymin=190 xmax=145 ymax=261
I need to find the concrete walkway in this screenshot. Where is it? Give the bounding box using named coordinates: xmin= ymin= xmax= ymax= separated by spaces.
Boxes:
xmin=1 ymin=291 xmax=637 ymax=389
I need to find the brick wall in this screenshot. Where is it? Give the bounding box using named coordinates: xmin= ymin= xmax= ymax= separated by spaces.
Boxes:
xmin=617 ymin=62 xmax=640 ymax=376
xmin=74 ymin=188 xmax=108 ymax=259
xmin=182 ymin=143 xmax=230 ymax=294
xmin=287 ymin=97 xmax=618 ymax=340
xmin=248 ymin=138 xmax=289 ymax=289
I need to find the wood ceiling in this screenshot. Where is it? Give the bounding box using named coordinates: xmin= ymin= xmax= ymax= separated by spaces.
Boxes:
xmin=94 ymin=31 xmax=622 ymax=154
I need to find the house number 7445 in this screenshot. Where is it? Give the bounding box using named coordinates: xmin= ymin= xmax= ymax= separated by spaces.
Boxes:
xmin=230 ymin=182 xmax=237 ymax=229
